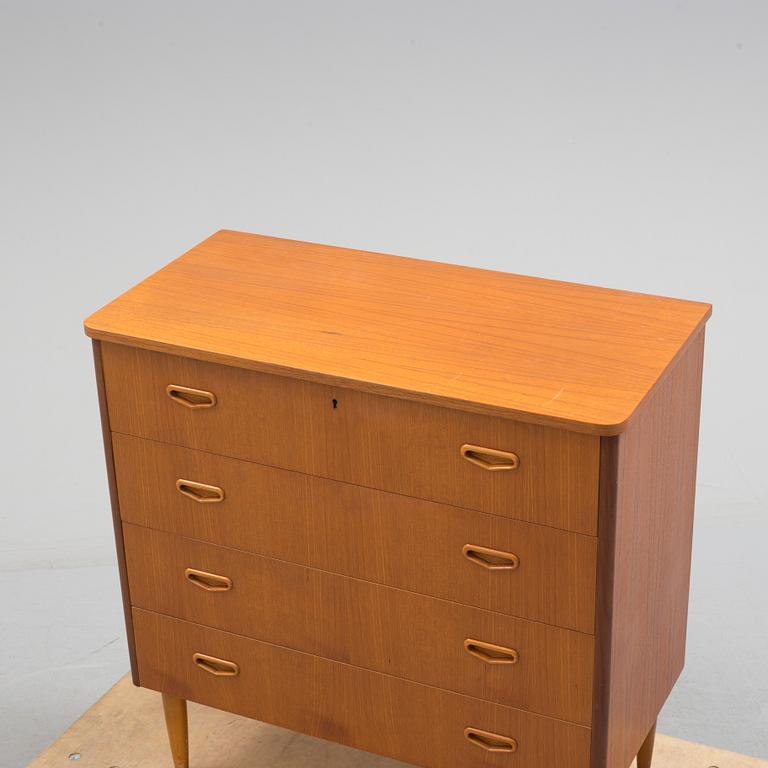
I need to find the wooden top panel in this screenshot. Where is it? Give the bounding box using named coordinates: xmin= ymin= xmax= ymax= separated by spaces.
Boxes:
xmin=84 ymin=230 xmax=711 ymax=434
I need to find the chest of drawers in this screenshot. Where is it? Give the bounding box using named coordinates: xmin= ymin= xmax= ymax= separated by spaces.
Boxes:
xmin=85 ymin=230 xmax=710 ymax=768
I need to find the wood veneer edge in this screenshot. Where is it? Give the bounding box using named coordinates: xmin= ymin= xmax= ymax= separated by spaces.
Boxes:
xmin=81 ymin=329 xmax=613 ymax=434
xmin=83 ymin=308 xmax=710 ymax=437
xmin=610 ymin=312 xmax=710 ymax=435
xmin=92 ymin=340 xmax=140 ymax=686
xmin=590 ymin=433 xmax=621 ymax=768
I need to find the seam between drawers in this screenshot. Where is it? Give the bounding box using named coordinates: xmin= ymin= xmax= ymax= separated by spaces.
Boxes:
xmin=111 ymin=430 xmax=599 ymax=539
xmin=132 ymin=606 xmax=594 ymax=731
xmin=121 ymin=521 xmax=597 ymax=638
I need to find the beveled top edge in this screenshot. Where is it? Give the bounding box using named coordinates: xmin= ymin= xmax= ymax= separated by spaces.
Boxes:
xmin=85 ymin=229 xmax=711 ymax=435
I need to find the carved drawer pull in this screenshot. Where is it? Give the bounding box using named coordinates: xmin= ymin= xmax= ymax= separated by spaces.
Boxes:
xmin=462 ymin=544 xmax=519 ymax=571
xmin=176 ymin=479 xmax=225 ymax=503
xmin=464 ymin=727 xmax=518 ymax=753
xmin=185 ymin=568 xmax=233 ymax=592
xmin=166 ymin=384 xmax=217 ymax=409
xmin=464 ymin=638 xmax=519 ymax=665
xmin=192 ymin=653 xmax=239 ymax=677
xmin=460 ymin=444 xmax=519 ymax=471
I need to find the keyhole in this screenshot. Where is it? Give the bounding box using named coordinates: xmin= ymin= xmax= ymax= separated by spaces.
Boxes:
xmin=332 ymin=398 xmax=338 ymax=409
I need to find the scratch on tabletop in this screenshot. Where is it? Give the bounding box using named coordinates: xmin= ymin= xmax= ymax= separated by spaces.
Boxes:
xmin=542 ymin=387 xmax=565 ymax=407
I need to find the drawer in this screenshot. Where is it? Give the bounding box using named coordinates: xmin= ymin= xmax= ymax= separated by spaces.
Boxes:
xmin=133 ymin=608 xmax=592 ymax=768
xmin=124 ymin=525 xmax=594 ymax=724
xmin=103 ymin=343 xmax=599 ymax=534
xmin=114 ymin=434 xmax=597 ymax=633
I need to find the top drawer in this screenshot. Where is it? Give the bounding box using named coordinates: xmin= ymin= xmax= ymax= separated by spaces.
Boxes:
xmin=101 ymin=344 xmax=599 ymax=534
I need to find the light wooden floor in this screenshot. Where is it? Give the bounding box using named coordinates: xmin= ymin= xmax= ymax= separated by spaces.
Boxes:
xmin=29 ymin=676 xmax=768 ymax=768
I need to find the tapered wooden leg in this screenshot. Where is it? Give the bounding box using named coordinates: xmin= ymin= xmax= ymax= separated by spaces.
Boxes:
xmin=162 ymin=693 xmax=189 ymax=768
xmin=636 ymin=720 xmax=657 ymax=768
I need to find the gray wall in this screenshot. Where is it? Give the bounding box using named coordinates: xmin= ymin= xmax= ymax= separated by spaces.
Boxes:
xmin=1 ymin=2 xmax=766 ymax=766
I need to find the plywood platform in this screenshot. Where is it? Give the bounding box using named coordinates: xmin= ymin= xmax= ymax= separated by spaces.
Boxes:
xmin=29 ymin=676 xmax=767 ymax=768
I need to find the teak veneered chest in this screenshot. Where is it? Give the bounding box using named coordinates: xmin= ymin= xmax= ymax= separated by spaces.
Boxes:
xmin=85 ymin=230 xmax=711 ymax=768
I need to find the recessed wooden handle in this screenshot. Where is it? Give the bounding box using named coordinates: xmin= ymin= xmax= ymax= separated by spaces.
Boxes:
xmin=176 ymin=479 xmax=225 ymax=503
xmin=464 ymin=727 xmax=518 ymax=753
xmin=185 ymin=568 xmax=233 ymax=592
xmin=460 ymin=444 xmax=519 ymax=471
xmin=464 ymin=638 xmax=519 ymax=665
xmin=462 ymin=544 xmax=519 ymax=571
xmin=166 ymin=384 xmax=217 ymax=409
xmin=192 ymin=653 xmax=239 ymax=676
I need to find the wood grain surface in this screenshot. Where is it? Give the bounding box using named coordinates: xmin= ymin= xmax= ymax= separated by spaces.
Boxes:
xmin=123 ymin=524 xmax=594 ymax=724
xmin=29 ymin=675 xmax=768 ymax=768
xmin=91 ymin=341 xmax=139 ymax=685
xmin=132 ymin=609 xmax=592 ymax=768
xmin=161 ymin=694 xmax=188 ymax=768
xmin=113 ymin=433 xmax=597 ymax=632
xmin=591 ymin=330 xmax=705 ymax=768
xmin=103 ymin=343 xmax=600 ymax=534
xmin=84 ymin=230 xmax=711 ymax=434
xmin=84 ymin=231 xmax=713 ymax=768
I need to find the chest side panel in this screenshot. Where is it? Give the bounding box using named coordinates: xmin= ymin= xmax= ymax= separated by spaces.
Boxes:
xmin=591 ymin=330 xmax=705 ymax=768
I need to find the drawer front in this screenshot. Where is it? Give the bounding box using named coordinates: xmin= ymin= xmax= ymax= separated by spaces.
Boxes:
xmin=114 ymin=433 xmax=597 ymax=633
xmin=103 ymin=344 xmax=599 ymax=534
xmin=133 ymin=608 xmax=591 ymax=768
xmin=124 ymin=525 xmax=594 ymax=724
